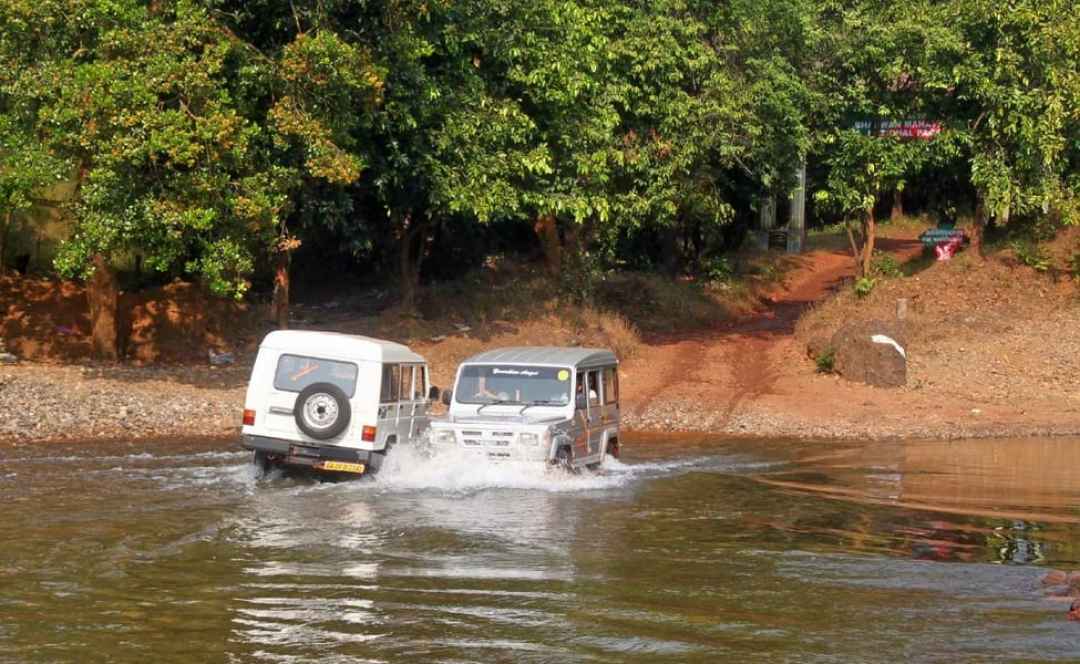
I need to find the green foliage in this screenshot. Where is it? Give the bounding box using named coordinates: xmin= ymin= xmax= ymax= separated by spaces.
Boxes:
xmin=871 ymin=253 xmax=903 ymax=279
xmin=854 ymin=276 xmax=877 ymax=298
xmin=1069 ymin=251 xmax=1080 ymax=281
xmin=703 ymin=256 xmax=736 ymax=284
xmin=816 ymin=348 xmax=836 ymax=373
xmin=559 ymin=252 xmax=607 ymax=306
xmin=1011 ymin=240 xmax=1051 ymax=272
xmin=0 ymin=0 xmax=1076 ymax=306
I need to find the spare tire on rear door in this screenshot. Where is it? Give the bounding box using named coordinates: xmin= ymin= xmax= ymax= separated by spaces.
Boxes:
xmin=294 ymin=382 xmax=351 ymax=440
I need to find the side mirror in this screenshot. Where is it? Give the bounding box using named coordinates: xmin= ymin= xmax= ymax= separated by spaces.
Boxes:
xmin=575 ymin=394 xmax=587 ymax=410
xmin=428 ymin=385 xmax=440 ymax=401
xmin=441 ymin=389 xmax=453 ymax=406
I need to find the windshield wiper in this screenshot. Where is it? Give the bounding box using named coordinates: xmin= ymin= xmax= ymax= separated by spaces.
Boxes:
xmin=519 ymin=400 xmax=561 ymax=414
xmin=476 ymin=399 xmax=521 ymax=413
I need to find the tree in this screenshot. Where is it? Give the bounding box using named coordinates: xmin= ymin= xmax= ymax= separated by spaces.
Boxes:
xmin=1 ymin=0 xmax=289 ymax=357
xmin=942 ymin=0 xmax=1080 ymax=251
xmin=0 ymin=117 xmax=68 ymax=271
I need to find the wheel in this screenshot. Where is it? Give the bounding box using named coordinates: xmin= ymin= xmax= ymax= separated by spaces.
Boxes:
xmin=552 ymin=446 xmax=576 ymax=473
xmin=367 ymin=437 xmax=396 ymax=475
xmin=252 ymin=449 xmax=275 ymax=479
xmin=294 ymin=382 xmax=351 ymax=440
xmin=607 ymin=439 xmax=620 ymax=460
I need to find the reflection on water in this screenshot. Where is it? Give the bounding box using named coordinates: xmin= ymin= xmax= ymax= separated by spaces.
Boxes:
xmin=1 ymin=435 xmax=1079 ymax=663
xmin=751 ymin=437 xmax=1080 ymax=565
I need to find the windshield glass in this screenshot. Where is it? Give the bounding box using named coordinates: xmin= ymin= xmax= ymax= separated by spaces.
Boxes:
xmin=455 ymin=365 xmax=572 ymax=405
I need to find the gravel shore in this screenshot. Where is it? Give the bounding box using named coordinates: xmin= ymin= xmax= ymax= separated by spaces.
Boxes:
xmin=0 ymin=363 xmax=246 ymax=443
xmin=4 ymin=360 xmax=1079 ymax=445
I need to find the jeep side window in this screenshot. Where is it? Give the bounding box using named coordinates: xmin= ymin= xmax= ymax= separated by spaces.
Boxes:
xmin=400 ymin=365 xmax=413 ymax=403
xmin=381 ymin=364 xmax=401 ymax=403
xmin=414 ymin=366 xmax=427 ymax=400
xmin=587 ymin=370 xmax=601 ymax=406
xmin=603 ymin=367 xmax=618 ymax=404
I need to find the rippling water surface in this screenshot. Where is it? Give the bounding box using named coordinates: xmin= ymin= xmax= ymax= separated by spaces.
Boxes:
xmin=2 ymin=435 xmax=1079 ymax=663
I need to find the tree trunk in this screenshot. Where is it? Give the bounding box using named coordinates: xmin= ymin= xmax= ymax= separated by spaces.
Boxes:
xmin=861 ymin=207 xmax=876 ymax=278
xmin=88 ymin=254 xmax=119 ymax=361
xmin=272 ymin=250 xmax=290 ymax=329
xmin=661 ymin=225 xmax=680 ymax=276
xmin=0 ymin=210 xmax=10 ymax=272
xmin=533 ymin=214 xmax=561 ymax=276
xmin=891 ymin=189 xmax=904 ymax=222
xmin=398 ymin=211 xmax=429 ymax=313
xmin=846 ymin=222 xmax=863 ymax=278
xmin=971 ymin=190 xmax=987 ymax=259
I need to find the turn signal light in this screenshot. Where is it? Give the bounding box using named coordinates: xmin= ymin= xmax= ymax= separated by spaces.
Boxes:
xmin=362 ymin=425 xmax=377 ymax=442
xmin=242 ymin=409 xmax=255 ymax=426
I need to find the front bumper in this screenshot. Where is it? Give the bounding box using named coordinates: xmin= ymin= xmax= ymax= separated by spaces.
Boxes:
xmin=243 ymin=434 xmax=373 ymax=473
xmin=430 ymin=430 xmax=550 ymax=462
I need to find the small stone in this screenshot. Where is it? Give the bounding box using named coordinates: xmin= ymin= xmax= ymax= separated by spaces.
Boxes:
xmin=0 ymin=352 xmax=18 ymax=365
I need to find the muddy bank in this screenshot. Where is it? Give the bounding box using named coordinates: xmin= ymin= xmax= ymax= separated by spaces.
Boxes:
xmin=5 ymin=226 xmax=1080 ymax=445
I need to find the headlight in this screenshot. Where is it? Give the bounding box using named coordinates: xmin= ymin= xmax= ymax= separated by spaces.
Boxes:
xmin=435 ymin=430 xmax=456 ymax=444
xmin=519 ymin=433 xmax=540 ymax=446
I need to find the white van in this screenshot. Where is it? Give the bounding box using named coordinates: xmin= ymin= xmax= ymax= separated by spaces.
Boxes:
xmin=241 ymin=330 xmax=437 ymax=476
xmin=429 ymin=347 xmax=621 ymax=471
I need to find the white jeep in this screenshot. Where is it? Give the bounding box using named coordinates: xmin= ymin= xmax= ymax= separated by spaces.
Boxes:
xmin=241 ymin=330 xmax=437 ymax=476
xmin=429 ymin=347 xmax=621 ymax=470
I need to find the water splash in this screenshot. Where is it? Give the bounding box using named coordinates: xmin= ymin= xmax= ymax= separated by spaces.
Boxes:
xmin=365 ymin=444 xmax=629 ymax=494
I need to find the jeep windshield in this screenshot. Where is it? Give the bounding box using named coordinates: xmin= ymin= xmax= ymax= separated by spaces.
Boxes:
xmin=455 ymin=365 xmax=571 ymax=406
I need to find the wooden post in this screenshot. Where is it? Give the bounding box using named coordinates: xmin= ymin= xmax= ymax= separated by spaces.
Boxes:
xmin=896 ymin=298 xmax=909 ymax=320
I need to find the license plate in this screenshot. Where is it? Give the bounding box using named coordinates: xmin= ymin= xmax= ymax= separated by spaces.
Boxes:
xmin=319 ymin=461 xmax=366 ymax=474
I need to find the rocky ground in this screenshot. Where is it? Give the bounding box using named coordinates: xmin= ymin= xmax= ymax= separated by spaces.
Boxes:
xmin=0 ymin=363 xmax=246 ymax=442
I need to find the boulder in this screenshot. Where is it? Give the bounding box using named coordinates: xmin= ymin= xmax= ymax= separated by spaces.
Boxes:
xmin=829 ymin=319 xmax=907 ymax=388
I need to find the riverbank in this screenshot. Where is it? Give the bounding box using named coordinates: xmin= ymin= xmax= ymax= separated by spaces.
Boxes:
xmin=3 ymin=222 xmax=1079 ymax=445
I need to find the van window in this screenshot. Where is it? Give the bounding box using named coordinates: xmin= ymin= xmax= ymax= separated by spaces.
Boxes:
xmin=380 ymin=364 xmax=401 ymax=403
xmin=603 ymin=367 xmax=618 ymax=404
xmin=274 ymin=355 xmax=358 ymax=397
xmin=587 ymin=371 xmax=601 ymax=406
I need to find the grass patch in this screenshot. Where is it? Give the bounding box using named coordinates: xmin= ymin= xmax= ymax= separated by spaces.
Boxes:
xmin=815 ymin=347 xmax=836 ymax=373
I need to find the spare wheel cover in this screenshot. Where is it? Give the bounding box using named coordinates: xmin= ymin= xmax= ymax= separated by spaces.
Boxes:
xmin=294 ymin=382 xmax=351 ymax=440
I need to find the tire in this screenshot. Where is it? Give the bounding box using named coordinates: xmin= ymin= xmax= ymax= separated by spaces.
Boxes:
xmin=367 ymin=437 xmax=396 ymax=475
xmin=252 ymin=449 xmax=274 ymax=479
xmin=294 ymin=382 xmax=351 ymax=440
xmin=607 ymin=439 xmax=620 ymax=460
xmin=553 ymin=446 xmax=576 ymax=473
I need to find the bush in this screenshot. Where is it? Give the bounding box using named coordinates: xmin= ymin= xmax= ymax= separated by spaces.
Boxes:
xmin=702 ymin=256 xmax=735 ymax=283
xmin=1070 ymin=251 xmax=1080 ymax=281
xmin=871 ymin=253 xmax=903 ymax=279
xmin=559 ymin=252 xmax=605 ymax=305
xmin=854 ymin=276 xmax=877 ymax=298
xmin=815 ymin=347 xmax=836 ymax=373
xmin=1011 ymin=240 xmax=1051 ymax=272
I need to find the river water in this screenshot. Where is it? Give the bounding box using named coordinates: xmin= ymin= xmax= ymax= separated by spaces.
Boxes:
xmin=2 ymin=435 xmax=1079 ymax=663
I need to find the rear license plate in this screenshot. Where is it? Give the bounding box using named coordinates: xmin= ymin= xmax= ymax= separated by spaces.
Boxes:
xmin=318 ymin=461 xmax=366 ymax=474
